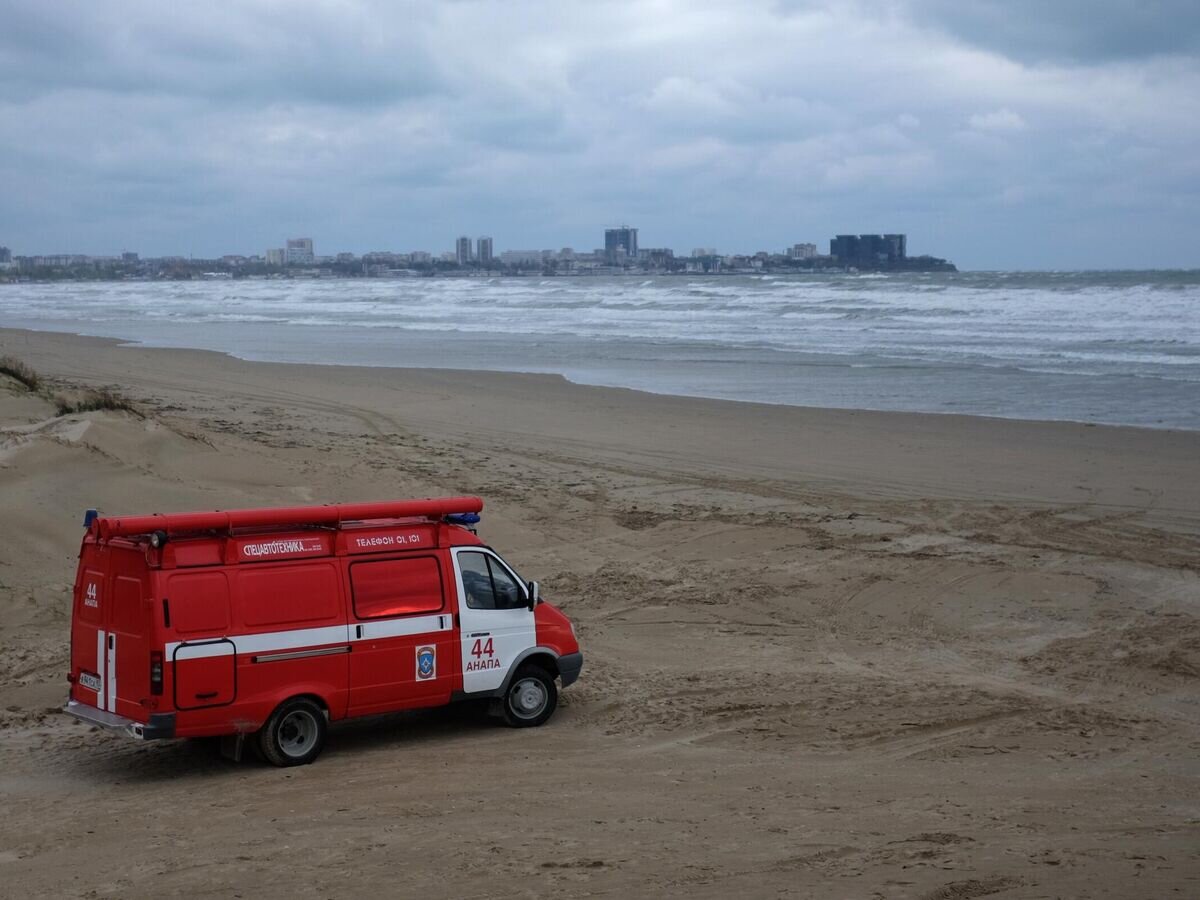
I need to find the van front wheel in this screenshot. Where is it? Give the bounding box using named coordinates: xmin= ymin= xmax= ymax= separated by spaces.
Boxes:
xmin=502 ymin=666 xmax=557 ymax=727
xmin=258 ymin=698 xmax=326 ymax=767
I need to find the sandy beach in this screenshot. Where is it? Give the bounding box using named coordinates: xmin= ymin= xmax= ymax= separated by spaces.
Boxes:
xmin=1 ymin=325 xmax=1198 ymax=898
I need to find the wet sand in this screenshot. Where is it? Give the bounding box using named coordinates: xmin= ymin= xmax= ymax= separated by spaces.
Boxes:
xmin=1 ymin=327 xmax=1198 ymax=898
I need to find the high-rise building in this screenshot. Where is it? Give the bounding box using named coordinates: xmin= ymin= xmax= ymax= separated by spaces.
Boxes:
xmin=831 ymin=235 xmax=859 ymax=261
xmin=605 ymin=226 xmax=638 ymax=264
xmin=788 ymin=243 xmax=817 ymax=259
xmin=266 ymin=248 xmax=286 ymax=266
xmin=0 ymin=246 xmax=11 ymax=264
xmin=831 ymin=234 xmax=907 ymax=265
xmin=476 ymin=237 xmax=493 ymax=265
xmin=286 ymin=238 xmax=314 ymax=265
xmin=456 ymin=236 xmax=472 ymax=265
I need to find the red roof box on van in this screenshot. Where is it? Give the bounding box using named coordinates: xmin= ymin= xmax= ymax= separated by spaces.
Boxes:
xmin=93 ymin=496 xmax=485 ymax=539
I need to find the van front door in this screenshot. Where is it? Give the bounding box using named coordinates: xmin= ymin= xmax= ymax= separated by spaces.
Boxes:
xmin=453 ymin=549 xmax=536 ymax=694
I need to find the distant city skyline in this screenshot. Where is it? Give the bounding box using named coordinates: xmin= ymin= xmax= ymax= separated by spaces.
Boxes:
xmin=2 ymin=228 xmax=932 ymax=270
xmin=1 ymin=226 xmax=929 ymax=266
xmin=1 ymin=227 xmax=965 ymax=279
xmin=1 ymin=2 xmax=1197 ymax=270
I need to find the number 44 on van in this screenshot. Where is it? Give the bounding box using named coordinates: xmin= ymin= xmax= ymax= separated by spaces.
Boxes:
xmin=65 ymin=497 xmax=583 ymax=766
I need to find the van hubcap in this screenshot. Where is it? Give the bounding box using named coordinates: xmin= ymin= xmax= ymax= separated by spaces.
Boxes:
xmin=278 ymin=709 xmax=319 ymax=758
xmin=509 ymin=677 xmax=547 ymax=719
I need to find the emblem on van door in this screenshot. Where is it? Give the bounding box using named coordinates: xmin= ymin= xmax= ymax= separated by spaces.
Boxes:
xmin=416 ymin=645 xmax=436 ymax=680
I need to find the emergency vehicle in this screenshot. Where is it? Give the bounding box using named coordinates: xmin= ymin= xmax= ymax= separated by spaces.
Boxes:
xmin=64 ymin=497 xmax=583 ymax=766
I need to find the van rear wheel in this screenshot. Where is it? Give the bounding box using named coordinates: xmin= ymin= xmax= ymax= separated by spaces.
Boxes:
xmin=258 ymin=698 xmax=326 ymax=767
xmin=502 ymin=665 xmax=557 ymax=728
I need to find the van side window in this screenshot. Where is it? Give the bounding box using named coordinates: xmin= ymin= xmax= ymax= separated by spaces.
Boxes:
xmin=458 ymin=552 xmax=525 ymax=610
xmin=351 ymin=556 xmax=444 ymax=619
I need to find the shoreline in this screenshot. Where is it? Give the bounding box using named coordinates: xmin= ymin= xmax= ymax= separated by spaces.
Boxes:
xmin=3 ymin=322 xmax=1196 ymax=435
xmin=4 ymin=326 xmax=1200 ymax=524
xmin=3 ymin=323 xmax=1195 ymax=437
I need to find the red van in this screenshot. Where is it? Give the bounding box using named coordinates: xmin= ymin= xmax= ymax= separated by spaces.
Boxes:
xmin=64 ymin=497 xmax=583 ymax=766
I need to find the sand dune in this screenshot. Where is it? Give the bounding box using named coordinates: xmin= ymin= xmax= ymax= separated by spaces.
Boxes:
xmin=1 ymin=327 xmax=1198 ymax=898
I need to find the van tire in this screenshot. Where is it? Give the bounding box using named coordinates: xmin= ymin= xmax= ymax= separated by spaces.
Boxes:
xmin=502 ymin=665 xmax=557 ymax=728
xmin=258 ymin=698 xmax=326 ymax=767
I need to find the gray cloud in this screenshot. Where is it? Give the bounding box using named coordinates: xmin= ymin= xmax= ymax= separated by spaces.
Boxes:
xmin=0 ymin=3 xmax=443 ymax=106
xmin=910 ymin=0 xmax=1200 ymax=63
xmin=0 ymin=0 xmax=1197 ymax=268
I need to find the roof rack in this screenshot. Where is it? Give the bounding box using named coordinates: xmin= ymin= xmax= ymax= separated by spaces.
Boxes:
xmin=92 ymin=496 xmax=484 ymax=540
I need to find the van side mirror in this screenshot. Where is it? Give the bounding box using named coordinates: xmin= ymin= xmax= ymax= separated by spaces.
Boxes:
xmin=527 ymin=580 xmax=540 ymax=609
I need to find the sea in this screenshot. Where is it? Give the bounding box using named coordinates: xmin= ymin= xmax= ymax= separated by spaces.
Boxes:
xmin=2 ymin=270 xmax=1198 ymax=430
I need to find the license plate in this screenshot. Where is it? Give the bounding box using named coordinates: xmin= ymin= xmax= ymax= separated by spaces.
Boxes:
xmin=79 ymin=672 xmax=102 ymax=692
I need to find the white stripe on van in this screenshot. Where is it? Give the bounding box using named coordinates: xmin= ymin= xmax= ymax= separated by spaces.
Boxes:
xmin=175 ymin=641 xmax=236 ymax=658
xmin=166 ymin=624 xmax=347 ymax=660
xmin=163 ymin=614 xmax=452 ymax=661
xmin=352 ymin=613 xmax=450 ymax=642
xmin=96 ymin=630 xmax=106 ymax=708
xmin=106 ymin=633 xmax=117 ymax=713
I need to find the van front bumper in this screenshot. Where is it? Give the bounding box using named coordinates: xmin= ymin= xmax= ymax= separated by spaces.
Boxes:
xmin=64 ymin=699 xmax=176 ymax=741
xmin=558 ymin=652 xmax=584 ymax=688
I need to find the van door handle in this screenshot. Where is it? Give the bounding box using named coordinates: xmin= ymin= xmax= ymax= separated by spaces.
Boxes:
xmin=195 ymin=691 xmax=218 ymax=700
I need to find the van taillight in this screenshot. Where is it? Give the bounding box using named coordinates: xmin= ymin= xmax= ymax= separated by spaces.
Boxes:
xmin=150 ymin=651 xmax=164 ymax=695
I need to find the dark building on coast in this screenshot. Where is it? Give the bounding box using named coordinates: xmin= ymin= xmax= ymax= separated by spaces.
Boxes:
xmin=831 ymin=234 xmax=907 ymax=266
xmin=638 ymin=247 xmax=675 ymax=269
xmin=605 ymin=226 xmax=639 ymax=265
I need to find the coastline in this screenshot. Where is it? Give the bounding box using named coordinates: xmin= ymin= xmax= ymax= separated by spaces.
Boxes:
xmin=4 ymin=268 xmax=1198 ymax=431
xmin=3 ymin=312 xmax=1199 ymax=432
xmin=4 ymin=326 xmax=1199 ymax=517
xmin=1 ymin=325 xmax=1198 ymax=896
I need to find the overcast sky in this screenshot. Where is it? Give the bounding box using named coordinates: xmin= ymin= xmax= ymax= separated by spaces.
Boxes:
xmin=1 ymin=0 xmax=1197 ymax=268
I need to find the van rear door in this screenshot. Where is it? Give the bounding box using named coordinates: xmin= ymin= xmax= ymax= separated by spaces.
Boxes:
xmin=106 ymin=573 xmax=152 ymax=718
xmin=70 ymin=552 xmax=151 ymax=719
xmin=71 ymin=561 xmax=109 ymax=709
